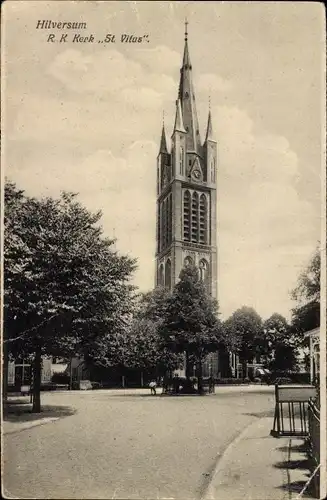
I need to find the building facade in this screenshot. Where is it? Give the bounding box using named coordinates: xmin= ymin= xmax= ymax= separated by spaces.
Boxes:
xmin=155 ymin=25 xmax=217 ymax=299
xmin=155 ymin=25 xmax=221 ymax=378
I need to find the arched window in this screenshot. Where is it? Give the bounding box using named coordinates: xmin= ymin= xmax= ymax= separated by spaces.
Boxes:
xmin=199 ymin=259 xmax=210 ymax=292
xmin=191 ymin=191 xmax=199 ymax=243
xmin=211 ymin=159 xmax=215 ymax=183
xmin=157 ymin=204 xmax=161 ymax=253
xmin=158 ymin=264 xmax=164 ymax=287
xmin=199 ymin=194 xmax=208 ymax=245
xmin=184 ymin=256 xmax=193 ymax=267
xmin=183 ymin=190 xmax=191 ymax=241
xmin=165 ymin=259 xmax=172 ymax=290
xmin=167 ymin=194 xmax=172 ymax=245
xmin=180 ymin=147 xmax=184 ymax=175
xmin=162 ymin=199 xmax=167 ymax=250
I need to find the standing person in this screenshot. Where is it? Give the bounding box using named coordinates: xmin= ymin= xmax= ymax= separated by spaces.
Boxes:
xmin=149 ymin=380 xmax=157 ymax=395
xmin=208 ymin=376 xmax=215 ymax=394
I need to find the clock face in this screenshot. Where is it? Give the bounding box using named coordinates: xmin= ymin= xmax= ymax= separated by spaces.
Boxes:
xmin=193 ymin=169 xmax=201 ymax=179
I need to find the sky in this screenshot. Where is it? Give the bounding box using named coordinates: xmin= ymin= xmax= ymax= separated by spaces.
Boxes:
xmin=2 ymin=1 xmax=325 ymax=320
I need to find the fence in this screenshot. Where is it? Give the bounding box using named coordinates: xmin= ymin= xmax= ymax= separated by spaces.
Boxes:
xmin=270 ymin=384 xmax=316 ymax=437
xmin=308 ymin=399 xmax=320 ymax=498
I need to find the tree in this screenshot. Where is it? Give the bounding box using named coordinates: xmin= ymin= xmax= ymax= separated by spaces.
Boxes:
xmin=4 ymin=182 xmax=137 ymax=411
xmin=224 ymin=307 xmax=263 ymax=379
xmin=262 ymin=313 xmax=297 ymax=371
xmin=126 ymin=287 xmax=184 ymax=379
xmin=291 ymin=247 xmax=320 ymax=338
xmin=160 ymin=265 xmax=223 ymax=394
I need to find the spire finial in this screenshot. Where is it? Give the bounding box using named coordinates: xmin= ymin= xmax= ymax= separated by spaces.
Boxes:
xmin=162 ymin=109 xmax=165 ymax=125
xmin=209 ymin=94 xmax=211 ymax=111
xmin=184 ymin=18 xmax=188 ymax=42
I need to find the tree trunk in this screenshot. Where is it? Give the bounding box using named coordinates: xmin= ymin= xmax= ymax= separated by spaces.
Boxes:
xmin=185 ymin=351 xmax=190 ymax=381
xmin=69 ymin=357 xmax=73 ymax=390
xmin=242 ymin=359 xmax=247 ymax=380
xmin=32 ymin=345 xmax=42 ymax=413
xmin=197 ymin=360 xmax=204 ymax=395
xmin=140 ymin=371 xmax=144 ymax=388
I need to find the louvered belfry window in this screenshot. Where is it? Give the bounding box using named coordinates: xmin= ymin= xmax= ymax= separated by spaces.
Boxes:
xmin=191 ymin=192 xmax=199 ymax=242
xmin=183 ymin=190 xmax=208 ymax=244
xmin=199 ymin=194 xmax=207 ymax=244
xmin=183 ymin=190 xmax=191 ymax=241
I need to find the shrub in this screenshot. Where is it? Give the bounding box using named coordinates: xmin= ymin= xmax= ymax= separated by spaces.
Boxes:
xmin=216 ymin=378 xmax=250 ymax=385
xmin=51 ymin=372 xmax=70 ymax=384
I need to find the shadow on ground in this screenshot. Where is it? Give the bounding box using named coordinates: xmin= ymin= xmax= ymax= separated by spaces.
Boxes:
xmin=277 ymin=443 xmax=308 ymax=454
xmin=274 ymin=458 xmax=312 ymax=470
xmin=3 ymin=401 xmax=76 ymax=423
xmin=278 ymin=480 xmax=313 ymax=497
xmin=274 ymin=440 xmax=316 ymax=498
xmin=242 ymin=409 xmax=275 ymax=418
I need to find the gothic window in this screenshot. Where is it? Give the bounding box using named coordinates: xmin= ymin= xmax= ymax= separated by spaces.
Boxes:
xmin=165 ymin=198 xmax=169 ymax=248
xmin=211 ymin=159 xmax=215 ymax=183
xmin=180 ymin=147 xmax=184 ymax=175
xmin=167 ymin=194 xmax=172 ymax=245
xmin=191 ymin=191 xmax=199 ymax=243
xmin=162 ymin=199 xmax=167 ymax=250
xmin=160 ymin=195 xmax=172 ymax=251
xmin=199 ymin=259 xmax=210 ymax=292
xmin=158 ymin=264 xmax=164 ymax=287
xmin=199 ymin=194 xmax=208 ymax=245
xmin=184 ymin=256 xmax=193 ymax=267
xmin=183 ymin=190 xmax=191 ymax=241
xmin=157 ymin=204 xmax=161 ymax=252
xmin=165 ymin=259 xmax=172 ymax=290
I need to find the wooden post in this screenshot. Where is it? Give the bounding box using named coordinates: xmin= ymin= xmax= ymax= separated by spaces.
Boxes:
xmin=69 ymin=358 xmax=73 ymax=390
xmin=310 ymin=335 xmax=314 ymax=384
xmin=3 ymin=342 xmax=8 ymax=401
xmin=32 ymin=345 xmax=42 ymax=413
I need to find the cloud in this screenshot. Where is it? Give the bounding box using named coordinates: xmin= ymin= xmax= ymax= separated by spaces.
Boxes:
xmin=197 ymin=73 xmax=233 ymax=93
xmin=133 ymin=45 xmax=181 ymax=73
xmin=8 ymin=140 xmax=158 ymax=291
xmin=47 ymin=47 xmax=177 ymax=107
xmin=214 ymin=106 xmax=318 ymax=319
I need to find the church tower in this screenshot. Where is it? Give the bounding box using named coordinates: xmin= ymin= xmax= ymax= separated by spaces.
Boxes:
xmin=155 ymin=23 xmax=218 ymax=299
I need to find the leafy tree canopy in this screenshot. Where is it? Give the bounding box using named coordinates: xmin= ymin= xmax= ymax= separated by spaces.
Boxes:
xmin=291 ymin=246 xmax=320 ymax=335
xmin=224 ymin=306 xmax=263 ymax=363
xmin=4 ymin=181 xmax=137 ymax=409
xmin=161 ymin=265 xmax=223 ymax=360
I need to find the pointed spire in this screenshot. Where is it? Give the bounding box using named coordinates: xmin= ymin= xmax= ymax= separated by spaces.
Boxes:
xmin=182 ymin=18 xmax=191 ymax=68
xmin=159 ymin=122 xmax=168 ymax=153
xmin=173 ymin=99 xmax=186 ymax=134
xmin=205 ymin=98 xmax=214 ymax=142
xmin=178 ymin=22 xmax=201 ymax=153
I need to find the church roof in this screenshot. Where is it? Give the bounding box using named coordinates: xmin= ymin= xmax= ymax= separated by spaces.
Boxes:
xmin=177 ymin=24 xmax=202 ymax=154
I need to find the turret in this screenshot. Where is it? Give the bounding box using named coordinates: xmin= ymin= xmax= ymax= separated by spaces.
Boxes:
xmin=203 ymin=105 xmax=217 ymax=184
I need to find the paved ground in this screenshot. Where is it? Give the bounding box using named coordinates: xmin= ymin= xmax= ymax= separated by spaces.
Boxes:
xmin=3 ymin=386 xmax=284 ymax=499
